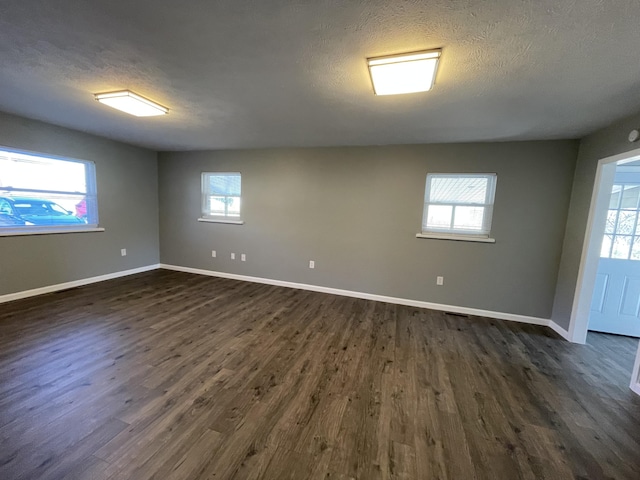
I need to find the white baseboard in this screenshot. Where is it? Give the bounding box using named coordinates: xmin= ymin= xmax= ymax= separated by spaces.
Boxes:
xmin=0 ymin=264 xmax=161 ymax=304
xmin=2 ymin=261 xmax=634 ymax=392
xmin=160 ymin=264 xmax=551 ymax=328
xmin=549 ymin=321 xmax=571 ymax=341
xmin=0 ymin=261 xmax=568 ymax=340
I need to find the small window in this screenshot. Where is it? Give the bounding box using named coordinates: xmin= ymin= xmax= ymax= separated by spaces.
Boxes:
xmin=0 ymin=147 xmax=98 ymax=234
xmin=601 ymin=184 xmax=640 ymax=260
xmin=201 ymin=172 xmax=242 ymax=221
xmin=420 ymin=173 xmax=497 ymax=239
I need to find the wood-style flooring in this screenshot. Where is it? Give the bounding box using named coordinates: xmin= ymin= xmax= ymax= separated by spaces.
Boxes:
xmin=0 ymin=270 xmax=639 ymax=480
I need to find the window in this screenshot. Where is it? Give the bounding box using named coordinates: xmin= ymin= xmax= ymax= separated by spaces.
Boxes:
xmin=0 ymin=147 xmax=98 ymax=235
xmin=419 ymin=173 xmax=497 ymax=241
xmin=200 ymin=172 xmax=242 ymax=223
xmin=601 ymin=184 xmax=640 ymax=260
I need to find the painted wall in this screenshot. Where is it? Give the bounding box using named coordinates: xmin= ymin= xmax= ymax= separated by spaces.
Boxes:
xmin=159 ymin=141 xmax=577 ymax=319
xmin=552 ymin=111 xmax=640 ymax=330
xmin=0 ymin=112 xmax=160 ymax=296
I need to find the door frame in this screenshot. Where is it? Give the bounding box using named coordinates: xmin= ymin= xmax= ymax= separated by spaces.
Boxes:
xmin=632 ymin=341 xmax=640 ymax=395
xmin=568 ymin=147 xmax=640 ymax=395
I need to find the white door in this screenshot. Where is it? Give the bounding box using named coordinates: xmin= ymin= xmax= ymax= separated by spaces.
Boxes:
xmin=589 ymin=169 xmax=640 ymax=337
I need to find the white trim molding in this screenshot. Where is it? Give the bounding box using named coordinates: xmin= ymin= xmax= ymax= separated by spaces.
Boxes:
xmin=1 ymin=261 xmax=566 ymax=341
xmin=197 ymin=218 xmax=244 ymax=225
xmin=0 ymin=227 xmax=105 ymax=237
xmin=0 ymin=264 xmax=160 ymax=304
xmin=160 ymin=264 xmax=551 ymax=328
xmin=416 ymin=233 xmax=496 ymax=243
xmin=631 ymin=341 xmax=640 ymax=397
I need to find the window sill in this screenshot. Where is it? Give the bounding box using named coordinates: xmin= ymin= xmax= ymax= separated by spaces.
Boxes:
xmin=198 ymin=218 xmax=244 ymax=225
xmin=416 ymin=233 xmax=495 ymax=243
xmin=0 ymin=227 xmax=105 ymax=237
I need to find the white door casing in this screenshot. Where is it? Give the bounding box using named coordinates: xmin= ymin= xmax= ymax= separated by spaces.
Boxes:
xmin=631 ymin=341 xmax=640 ymax=395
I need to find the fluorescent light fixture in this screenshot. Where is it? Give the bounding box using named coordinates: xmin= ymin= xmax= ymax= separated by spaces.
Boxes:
xmin=367 ymin=49 xmax=441 ymax=96
xmin=94 ymin=90 xmax=168 ymax=117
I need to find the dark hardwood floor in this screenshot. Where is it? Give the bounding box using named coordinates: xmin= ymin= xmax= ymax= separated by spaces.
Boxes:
xmin=0 ymin=270 xmax=639 ymax=480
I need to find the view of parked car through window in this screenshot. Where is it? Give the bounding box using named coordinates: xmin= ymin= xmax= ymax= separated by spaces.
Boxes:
xmin=0 ymin=197 xmax=85 ymax=226
xmin=0 ymin=147 xmax=98 ymax=232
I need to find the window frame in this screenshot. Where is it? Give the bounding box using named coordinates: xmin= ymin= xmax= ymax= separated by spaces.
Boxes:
xmin=417 ymin=173 xmax=497 ymax=243
xmin=198 ymin=172 xmax=244 ymax=225
xmin=0 ymin=146 xmax=102 ymax=237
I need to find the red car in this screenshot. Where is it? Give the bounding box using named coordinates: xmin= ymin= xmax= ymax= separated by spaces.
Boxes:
xmin=75 ymin=198 xmax=87 ymax=221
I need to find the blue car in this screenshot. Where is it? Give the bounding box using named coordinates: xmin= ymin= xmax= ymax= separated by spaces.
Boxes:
xmin=0 ymin=213 xmax=25 ymax=226
xmin=0 ymin=196 xmax=84 ymax=226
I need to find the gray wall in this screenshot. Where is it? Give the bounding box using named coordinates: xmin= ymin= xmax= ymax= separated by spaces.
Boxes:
xmin=552 ymin=111 xmax=640 ymax=330
xmin=159 ymin=141 xmax=577 ymax=319
xmin=0 ymin=112 xmax=160 ymax=296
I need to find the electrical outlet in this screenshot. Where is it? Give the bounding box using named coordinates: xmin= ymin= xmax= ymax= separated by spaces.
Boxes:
xmin=436 ymin=276 xmax=444 ymax=286
xmin=241 ymin=254 xmax=246 ymax=262
xmin=121 ymin=248 xmax=127 ymax=257
xmin=309 ymin=260 xmax=315 ymax=269
xmin=231 ymin=253 xmax=236 ymax=260
xmin=212 ymin=250 xmax=216 ymax=258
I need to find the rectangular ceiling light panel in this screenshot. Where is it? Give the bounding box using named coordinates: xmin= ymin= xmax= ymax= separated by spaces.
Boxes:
xmin=368 ymin=50 xmax=441 ymax=96
xmin=94 ymin=90 xmax=168 ymax=117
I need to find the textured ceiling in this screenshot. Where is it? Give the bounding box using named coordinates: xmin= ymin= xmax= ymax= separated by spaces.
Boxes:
xmin=1 ymin=0 xmax=640 ymax=150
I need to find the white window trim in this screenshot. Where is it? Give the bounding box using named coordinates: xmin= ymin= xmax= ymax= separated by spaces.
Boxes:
xmin=197 ymin=218 xmax=244 ymax=225
xmin=415 ymin=232 xmax=495 ymax=243
xmin=0 ymin=227 xmax=105 ymax=237
xmin=419 ymin=173 xmax=497 ymax=240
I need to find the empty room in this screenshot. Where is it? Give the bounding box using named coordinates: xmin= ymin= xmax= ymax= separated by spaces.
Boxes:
xmin=1 ymin=1 xmax=640 ymax=479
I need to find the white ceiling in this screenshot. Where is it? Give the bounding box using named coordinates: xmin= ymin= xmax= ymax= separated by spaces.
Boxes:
xmin=1 ymin=0 xmax=640 ymax=151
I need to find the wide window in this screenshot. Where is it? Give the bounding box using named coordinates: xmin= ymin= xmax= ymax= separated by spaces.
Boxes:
xmin=0 ymin=147 xmax=98 ymax=234
xmin=200 ymin=172 xmax=242 ymax=223
xmin=420 ymin=173 xmax=497 ymax=240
